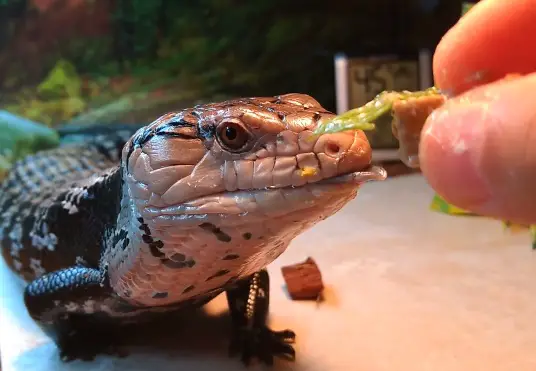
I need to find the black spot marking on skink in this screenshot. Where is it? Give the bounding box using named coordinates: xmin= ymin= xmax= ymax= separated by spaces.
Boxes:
xmin=162 ymin=258 xmax=196 ymax=269
xmin=152 ymin=292 xmax=168 ymax=299
xmin=149 ymin=243 xmax=165 ymax=258
xmin=170 ymin=253 xmax=186 ymax=262
xmin=121 ymin=237 xmax=130 ymax=251
xmin=216 ymin=232 xmax=232 ymax=243
xmin=199 ymin=222 xmax=232 ymax=242
xmin=139 ymin=223 xmax=151 ymax=235
xmin=160 ymin=117 xmax=195 ymax=129
xmin=222 ymin=254 xmax=239 ymax=260
xmin=242 ymin=232 xmax=252 ymax=240
xmin=137 ymin=217 xmax=149 ymax=230
xmin=155 ymin=120 xmax=198 ymax=140
xmin=151 ymin=240 xmax=163 ymax=249
xmin=113 ymin=229 xmax=129 ymax=250
xmin=183 ymin=285 xmax=195 ymax=293
xmin=206 ymin=269 xmax=230 ymax=281
xmin=142 ymin=234 xmax=153 ymax=243
xmin=162 ymin=260 xmax=187 ymax=269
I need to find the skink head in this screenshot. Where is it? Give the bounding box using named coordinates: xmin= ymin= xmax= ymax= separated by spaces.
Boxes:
xmin=119 ymin=94 xmax=385 ymax=295
xmin=124 ymin=93 xmax=384 ymax=202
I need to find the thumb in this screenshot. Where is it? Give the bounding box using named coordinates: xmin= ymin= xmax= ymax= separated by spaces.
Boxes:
xmin=419 ymin=72 xmax=536 ymax=225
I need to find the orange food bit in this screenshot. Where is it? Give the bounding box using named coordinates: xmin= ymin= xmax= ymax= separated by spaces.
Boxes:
xmin=300 ymin=167 xmax=317 ymax=177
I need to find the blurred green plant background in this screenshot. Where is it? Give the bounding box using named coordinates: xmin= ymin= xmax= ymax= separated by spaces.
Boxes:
xmin=0 ymin=0 xmax=461 ymax=127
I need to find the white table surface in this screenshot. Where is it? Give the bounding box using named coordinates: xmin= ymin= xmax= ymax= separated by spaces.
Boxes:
xmin=2 ymin=174 xmax=536 ymax=371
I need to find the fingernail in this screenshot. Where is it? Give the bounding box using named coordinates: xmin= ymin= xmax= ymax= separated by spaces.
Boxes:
xmin=420 ymin=102 xmax=494 ymax=208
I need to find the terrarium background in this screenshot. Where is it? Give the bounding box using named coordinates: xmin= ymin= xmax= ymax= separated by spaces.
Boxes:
xmin=0 ymin=0 xmax=460 ymax=129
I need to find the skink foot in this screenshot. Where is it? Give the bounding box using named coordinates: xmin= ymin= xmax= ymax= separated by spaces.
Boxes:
xmin=229 ymin=325 xmax=296 ymax=366
xmin=47 ymin=315 xmax=129 ymax=362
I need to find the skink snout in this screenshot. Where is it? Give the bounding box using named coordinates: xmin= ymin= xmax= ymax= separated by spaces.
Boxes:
xmin=312 ymin=131 xmax=372 ymax=174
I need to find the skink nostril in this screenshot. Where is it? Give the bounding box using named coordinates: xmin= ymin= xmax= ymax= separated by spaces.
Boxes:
xmin=325 ymin=142 xmax=341 ymax=157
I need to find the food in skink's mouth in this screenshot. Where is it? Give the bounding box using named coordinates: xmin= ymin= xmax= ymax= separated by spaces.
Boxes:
xmin=314 ymin=73 xmax=529 ymax=168
xmin=391 ymin=94 xmax=447 ymax=168
xmin=312 ymin=86 xmax=447 ymax=168
xmin=299 ymin=166 xmax=318 ymax=177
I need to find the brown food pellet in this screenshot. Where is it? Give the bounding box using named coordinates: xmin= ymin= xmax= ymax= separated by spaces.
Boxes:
xmin=391 ymin=94 xmax=446 ymax=168
xmin=281 ymin=257 xmax=324 ymax=301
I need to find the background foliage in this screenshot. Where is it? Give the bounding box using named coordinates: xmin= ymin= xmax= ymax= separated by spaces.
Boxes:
xmin=0 ymin=0 xmax=461 ymax=126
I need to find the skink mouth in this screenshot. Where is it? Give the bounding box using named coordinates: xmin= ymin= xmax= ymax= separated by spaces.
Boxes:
xmin=314 ymin=165 xmax=387 ymax=185
xmin=261 ymin=164 xmax=387 ymax=190
xmin=142 ymin=165 xmax=387 ymax=221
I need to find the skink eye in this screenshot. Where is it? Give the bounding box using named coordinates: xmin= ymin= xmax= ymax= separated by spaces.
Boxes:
xmin=216 ymin=121 xmax=250 ymax=152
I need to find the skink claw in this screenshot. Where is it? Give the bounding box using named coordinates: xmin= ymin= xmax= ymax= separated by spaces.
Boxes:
xmin=229 ymin=325 xmax=296 ymax=366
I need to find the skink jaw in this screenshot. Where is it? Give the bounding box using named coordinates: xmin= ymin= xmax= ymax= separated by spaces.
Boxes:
xmin=317 ymin=165 xmax=387 ymax=185
xmin=260 ymin=165 xmax=386 ymax=190
xmin=144 ymin=164 xmax=386 ymax=221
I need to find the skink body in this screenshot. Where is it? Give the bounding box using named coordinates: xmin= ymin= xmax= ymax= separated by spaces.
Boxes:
xmin=0 ymin=93 xmax=385 ymax=364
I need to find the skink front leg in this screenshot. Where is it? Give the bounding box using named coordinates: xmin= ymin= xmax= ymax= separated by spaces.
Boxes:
xmin=225 ymin=269 xmax=296 ymax=366
xmin=24 ymin=266 xmax=126 ymax=362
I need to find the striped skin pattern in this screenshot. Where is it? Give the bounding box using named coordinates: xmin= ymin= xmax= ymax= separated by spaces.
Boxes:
xmin=0 ymin=94 xmax=381 ymax=365
xmin=0 ymin=130 xmax=134 ymax=281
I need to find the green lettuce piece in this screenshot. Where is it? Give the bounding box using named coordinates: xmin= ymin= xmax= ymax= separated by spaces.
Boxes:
xmin=312 ymin=87 xmax=441 ymax=136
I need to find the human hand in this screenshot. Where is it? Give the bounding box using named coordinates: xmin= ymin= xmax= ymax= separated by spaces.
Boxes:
xmin=419 ymin=0 xmax=536 ymax=225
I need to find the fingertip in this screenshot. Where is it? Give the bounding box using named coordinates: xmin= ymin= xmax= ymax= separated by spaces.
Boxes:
xmin=433 ymin=0 xmax=536 ymax=96
xmin=419 ymin=102 xmax=493 ymax=211
xmin=420 ymin=73 xmax=536 ymax=224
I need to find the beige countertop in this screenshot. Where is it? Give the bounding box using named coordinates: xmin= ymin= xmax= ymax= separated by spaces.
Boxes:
xmin=1 ymin=174 xmax=535 ymax=371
